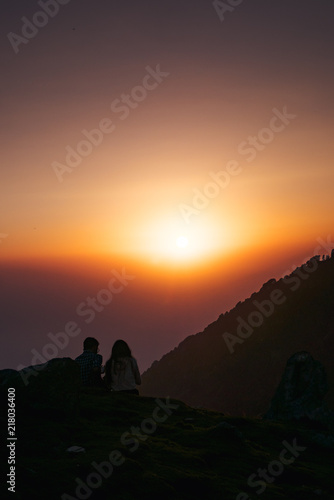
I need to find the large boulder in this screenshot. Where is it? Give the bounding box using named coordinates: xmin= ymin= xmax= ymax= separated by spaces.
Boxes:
xmin=265 ymin=351 xmax=334 ymax=427
xmin=0 ymin=357 xmax=80 ymax=415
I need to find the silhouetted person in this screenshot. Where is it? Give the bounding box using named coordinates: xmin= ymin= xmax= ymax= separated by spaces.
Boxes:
xmin=104 ymin=340 xmax=141 ymax=394
xmin=75 ymin=337 xmax=103 ymax=387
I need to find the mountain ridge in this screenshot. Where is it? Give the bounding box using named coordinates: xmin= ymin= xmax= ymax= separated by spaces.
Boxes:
xmin=141 ymin=252 xmax=334 ymax=416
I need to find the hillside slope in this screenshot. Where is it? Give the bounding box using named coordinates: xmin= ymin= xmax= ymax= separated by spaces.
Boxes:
xmin=141 ymin=255 xmax=334 ymax=416
xmin=1 ymin=389 xmax=333 ymax=499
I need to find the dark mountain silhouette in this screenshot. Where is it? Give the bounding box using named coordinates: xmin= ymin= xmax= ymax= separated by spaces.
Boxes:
xmin=141 ymin=252 xmax=334 ymax=416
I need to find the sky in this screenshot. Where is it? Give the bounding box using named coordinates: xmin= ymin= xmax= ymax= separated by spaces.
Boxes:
xmin=1 ymin=0 xmax=334 ymax=372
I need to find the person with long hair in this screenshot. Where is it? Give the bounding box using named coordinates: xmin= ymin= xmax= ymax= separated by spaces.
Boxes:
xmin=104 ymin=340 xmax=141 ymax=394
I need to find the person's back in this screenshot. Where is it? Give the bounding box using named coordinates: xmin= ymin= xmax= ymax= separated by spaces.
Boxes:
xmin=75 ymin=337 xmax=103 ymax=387
xmin=104 ymin=340 xmax=141 ymax=394
xmin=110 ymin=356 xmax=140 ymax=392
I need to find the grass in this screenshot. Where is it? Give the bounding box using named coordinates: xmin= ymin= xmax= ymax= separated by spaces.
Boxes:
xmin=2 ymin=389 xmax=333 ymax=500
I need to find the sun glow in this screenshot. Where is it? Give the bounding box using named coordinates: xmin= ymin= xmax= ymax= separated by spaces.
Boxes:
xmin=176 ymin=236 xmax=189 ymax=249
xmin=124 ymin=212 xmax=229 ymax=266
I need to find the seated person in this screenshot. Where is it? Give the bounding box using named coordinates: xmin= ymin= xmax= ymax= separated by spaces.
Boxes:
xmin=75 ymin=337 xmax=103 ymax=387
xmin=104 ymin=340 xmax=141 ymax=394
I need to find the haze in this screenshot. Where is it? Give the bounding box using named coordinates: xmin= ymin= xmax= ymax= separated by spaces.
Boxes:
xmin=1 ymin=0 xmax=333 ymax=372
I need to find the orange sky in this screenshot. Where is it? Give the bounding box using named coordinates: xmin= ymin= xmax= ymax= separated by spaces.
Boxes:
xmin=2 ymin=91 xmax=333 ymax=266
xmin=1 ymin=0 xmax=333 ymax=370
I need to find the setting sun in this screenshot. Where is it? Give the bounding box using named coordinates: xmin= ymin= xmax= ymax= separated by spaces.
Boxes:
xmin=176 ymin=236 xmax=189 ymax=249
xmin=121 ymin=212 xmax=230 ymax=266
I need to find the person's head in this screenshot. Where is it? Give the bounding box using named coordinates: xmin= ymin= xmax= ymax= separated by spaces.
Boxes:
xmin=104 ymin=340 xmax=132 ymax=380
xmin=83 ymin=337 xmax=99 ymax=353
xmin=111 ymin=339 xmax=131 ymax=360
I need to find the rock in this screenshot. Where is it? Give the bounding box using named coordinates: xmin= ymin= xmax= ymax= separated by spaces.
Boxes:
xmin=0 ymin=357 xmax=81 ymax=415
xmin=264 ymin=352 xmax=334 ymax=428
xmin=66 ymin=446 xmax=86 ymax=453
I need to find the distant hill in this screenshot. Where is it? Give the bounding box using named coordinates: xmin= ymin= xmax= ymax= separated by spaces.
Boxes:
xmin=141 ymin=253 xmax=334 ymax=416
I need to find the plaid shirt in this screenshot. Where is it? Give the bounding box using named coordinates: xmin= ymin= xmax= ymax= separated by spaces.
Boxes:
xmin=75 ymin=350 xmax=102 ymax=385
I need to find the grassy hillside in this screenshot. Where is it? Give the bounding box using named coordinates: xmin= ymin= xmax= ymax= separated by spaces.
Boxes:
xmin=1 ymin=389 xmax=333 ymax=499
